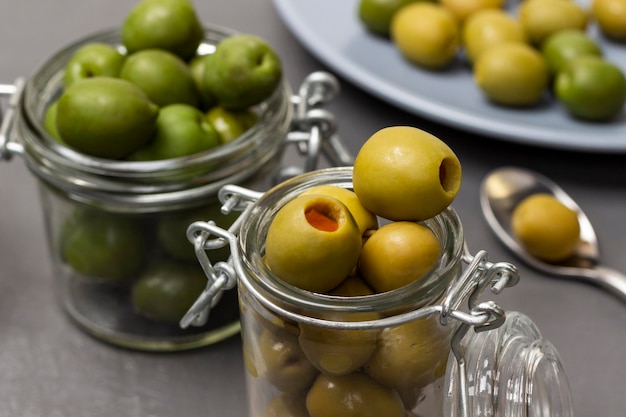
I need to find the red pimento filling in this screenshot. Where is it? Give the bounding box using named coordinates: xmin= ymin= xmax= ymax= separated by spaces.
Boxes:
xmin=305 ymin=207 xmax=338 ymax=232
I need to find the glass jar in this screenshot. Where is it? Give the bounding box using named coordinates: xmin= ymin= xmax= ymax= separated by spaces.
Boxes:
xmin=183 ymin=167 xmax=574 ymax=417
xmin=0 ymin=27 xmax=348 ymax=351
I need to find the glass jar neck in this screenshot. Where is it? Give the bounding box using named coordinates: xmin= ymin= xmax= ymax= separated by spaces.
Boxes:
xmin=236 ymin=166 xmax=466 ymax=327
xmin=14 ymin=28 xmax=292 ymax=212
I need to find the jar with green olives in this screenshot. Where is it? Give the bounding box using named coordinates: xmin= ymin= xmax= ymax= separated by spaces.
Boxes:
xmin=183 ymin=167 xmax=574 ymax=417
xmin=0 ymin=27 xmax=349 ymax=351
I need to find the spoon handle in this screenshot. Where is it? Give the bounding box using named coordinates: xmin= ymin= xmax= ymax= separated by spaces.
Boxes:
xmin=587 ymin=266 xmax=626 ymax=304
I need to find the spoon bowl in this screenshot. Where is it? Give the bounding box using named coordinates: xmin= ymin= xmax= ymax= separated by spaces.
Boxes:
xmin=480 ymin=166 xmax=626 ymax=303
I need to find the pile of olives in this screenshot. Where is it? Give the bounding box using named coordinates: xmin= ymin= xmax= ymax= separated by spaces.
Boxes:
xmin=266 ymin=126 xmax=462 ymax=294
xmin=45 ymin=0 xmax=282 ymax=160
xmin=358 ymin=0 xmax=626 ymax=122
xmin=50 ymin=0 xmax=284 ymax=326
xmin=249 ymin=126 xmax=463 ymax=417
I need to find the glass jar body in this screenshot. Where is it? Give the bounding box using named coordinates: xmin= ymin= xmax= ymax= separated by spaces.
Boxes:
xmin=234 ymin=167 xmax=466 ymax=417
xmin=13 ymin=27 xmax=292 ymax=351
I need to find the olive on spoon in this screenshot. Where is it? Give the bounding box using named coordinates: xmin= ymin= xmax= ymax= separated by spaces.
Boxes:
xmin=480 ymin=166 xmax=626 ymax=303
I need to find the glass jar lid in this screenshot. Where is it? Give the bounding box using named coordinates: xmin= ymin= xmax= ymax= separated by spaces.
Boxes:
xmin=444 ymin=311 xmax=573 ymax=417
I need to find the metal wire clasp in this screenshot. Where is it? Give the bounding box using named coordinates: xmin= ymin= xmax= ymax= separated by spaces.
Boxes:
xmin=277 ymin=71 xmax=354 ymax=181
xmin=180 ymin=72 xmax=353 ymax=328
xmin=0 ymin=78 xmax=26 ymax=161
xmin=180 ymin=185 xmax=260 ymax=328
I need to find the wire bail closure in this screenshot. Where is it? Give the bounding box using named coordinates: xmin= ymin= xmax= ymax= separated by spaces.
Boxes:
xmin=0 ymin=78 xmax=26 ymax=161
xmin=278 ymin=71 xmax=354 ymax=180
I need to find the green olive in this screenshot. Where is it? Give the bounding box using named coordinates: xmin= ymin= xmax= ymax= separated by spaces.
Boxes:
xmin=206 ymin=105 xmax=258 ymax=144
xmin=203 ymin=34 xmax=282 ymax=110
xmin=462 ymin=9 xmax=527 ymax=63
xmin=364 ymin=317 xmax=452 ymax=408
xmin=353 ymin=126 xmax=461 ymax=222
xmin=474 ymin=42 xmax=549 ymax=107
xmin=121 ymin=0 xmax=204 ymax=61
xmin=593 ymin=0 xmax=626 ymax=40
xmin=264 ymin=194 xmax=362 ymax=293
xmin=298 ymin=310 xmax=379 ymax=376
xmin=297 ymin=276 xmax=378 ymax=376
xmin=391 ymin=2 xmax=460 ymax=70
xmin=358 ymin=0 xmax=422 ymax=37
xmin=306 ymin=372 xmax=405 ymax=417
xmin=131 ymin=260 xmax=206 ymax=323
xmin=257 ymin=327 xmax=319 ymax=392
xmin=359 ymin=222 xmax=441 ymax=293
xmin=518 ymin=0 xmax=588 ymax=45
xmin=511 ymin=193 xmax=581 ymax=261
xmin=56 ymin=77 xmax=158 ymax=159
xmin=60 ymin=208 xmax=147 ymax=283
xmin=554 ymin=55 xmax=626 ymax=122
xmin=189 ymin=54 xmax=218 ymax=111
xmin=541 ymin=29 xmax=602 ymax=76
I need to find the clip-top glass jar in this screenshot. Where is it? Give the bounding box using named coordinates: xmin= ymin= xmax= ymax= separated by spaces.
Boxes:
xmin=0 ymin=26 xmax=349 ymax=351
xmin=183 ymin=167 xmax=574 ymax=417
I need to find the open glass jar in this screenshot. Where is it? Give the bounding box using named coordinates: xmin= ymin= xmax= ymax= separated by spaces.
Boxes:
xmin=183 ymin=167 xmax=574 ymax=417
xmin=0 ymin=27 xmax=350 ymax=351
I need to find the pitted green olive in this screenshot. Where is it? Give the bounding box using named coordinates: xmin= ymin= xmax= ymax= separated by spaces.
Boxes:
xmin=306 ymin=372 xmax=405 ymax=417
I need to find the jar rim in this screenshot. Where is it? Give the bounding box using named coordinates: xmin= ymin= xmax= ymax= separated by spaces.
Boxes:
xmin=236 ymin=166 xmax=466 ymax=323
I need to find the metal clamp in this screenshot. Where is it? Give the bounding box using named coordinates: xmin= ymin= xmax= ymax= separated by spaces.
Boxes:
xmin=180 ymin=185 xmax=260 ymax=328
xmin=0 ymin=78 xmax=26 ymax=161
xmin=447 ymin=248 xmax=520 ymax=417
xmin=277 ymin=72 xmax=354 ymax=182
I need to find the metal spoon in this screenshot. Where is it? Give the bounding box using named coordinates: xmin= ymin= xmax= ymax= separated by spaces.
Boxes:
xmin=480 ymin=166 xmax=626 ymax=303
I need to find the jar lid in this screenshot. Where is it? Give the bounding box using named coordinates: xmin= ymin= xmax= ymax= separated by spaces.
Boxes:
xmin=444 ymin=311 xmax=573 ymax=417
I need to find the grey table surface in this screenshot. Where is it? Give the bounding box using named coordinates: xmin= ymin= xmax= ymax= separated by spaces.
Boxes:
xmin=1 ymin=1 xmax=625 ymax=416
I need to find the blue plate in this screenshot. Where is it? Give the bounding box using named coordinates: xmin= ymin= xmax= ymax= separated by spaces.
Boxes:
xmin=273 ymin=0 xmax=626 ymax=152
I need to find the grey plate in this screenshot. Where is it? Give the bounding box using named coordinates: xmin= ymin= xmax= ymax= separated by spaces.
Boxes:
xmin=272 ymin=0 xmax=626 ymax=153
